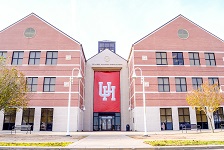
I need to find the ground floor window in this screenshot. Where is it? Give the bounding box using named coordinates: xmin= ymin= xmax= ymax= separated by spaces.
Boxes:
xmin=213 ymin=107 xmax=224 ymax=129
xmin=22 ymin=108 xmax=35 ymax=130
xmin=3 ymin=108 xmax=16 ymax=130
xmin=196 ymin=109 xmax=208 ymax=129
xmin=178 ymin=108 xmax=190 ymax=130
xmin=93 ymin=112 xmax=120 ymax=131
xmin=160 ymin=108 xmax=173 ymax=130
xmin=40 ymin=108 xmax=53 ymax=131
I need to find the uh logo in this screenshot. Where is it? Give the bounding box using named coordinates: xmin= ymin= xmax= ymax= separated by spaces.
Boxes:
xmin=98 ymin=82 xmax=116 ymax=101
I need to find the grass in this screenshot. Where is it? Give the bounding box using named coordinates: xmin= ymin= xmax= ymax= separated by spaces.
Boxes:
xmin=0 ymin=142 xmax=73 ymax=147
xmin=145 ymin=140 xmax=224 ymax=146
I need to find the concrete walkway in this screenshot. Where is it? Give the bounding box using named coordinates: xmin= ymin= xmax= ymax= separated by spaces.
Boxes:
xmin=68 ymin=132 xmax=151 ymax=149
xmin=1 ymin=130 xmax=224 ymax=149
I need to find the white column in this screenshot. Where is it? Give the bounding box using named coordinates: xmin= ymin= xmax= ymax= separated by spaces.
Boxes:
xmin=189 ymin=107 xmax=197 ymax=124
xmin=15 ymin=109 xmax=23 ymax=125
xmin=33 ymin=107 xmax=41 ymax=131
xmin=172 ymin=107 xmax=179 ymax=130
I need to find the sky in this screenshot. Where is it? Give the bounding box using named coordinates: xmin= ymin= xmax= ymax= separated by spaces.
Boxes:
xmin=0 ymin=0 xmax=224 ymax=60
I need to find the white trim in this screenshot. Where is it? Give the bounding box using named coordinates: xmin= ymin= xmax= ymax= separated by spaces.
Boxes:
xmin=134 ymin=91 xmax=187 ymax=94
xmin=134 ymin=64 xmax=224 ymax=67
xmin=0 ymin=50 xmax=80 ymax=52
xmin=133 ymin=50 xmax=224 ymax=53
xmin=128 ymin=76 xmax=224 ymax=78
xmin=134 ymin=15 xmax=224 ymax=46
xmin=20 ymin=64 xmax=80 ymax=66
xmin=0 ymin=13 xmax=81 ymax=45
xmin=28 ymin=91 xmax=79 ymax=94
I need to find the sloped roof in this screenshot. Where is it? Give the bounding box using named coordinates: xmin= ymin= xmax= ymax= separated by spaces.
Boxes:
xmin=0 ymin=13 xmax=81 ymax=45
xmin=87 ymin=49 xmax=127 ymax=62
xmin=133 ymin=14 xmax=224 ymax=46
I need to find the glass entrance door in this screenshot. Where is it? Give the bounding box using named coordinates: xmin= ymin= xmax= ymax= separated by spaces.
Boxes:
xmin=100 ymin=116 xmax=113 ymax=131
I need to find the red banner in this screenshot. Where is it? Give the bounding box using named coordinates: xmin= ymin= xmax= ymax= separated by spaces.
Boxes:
xmin=94 ymin=71 xmax=120 ymax=112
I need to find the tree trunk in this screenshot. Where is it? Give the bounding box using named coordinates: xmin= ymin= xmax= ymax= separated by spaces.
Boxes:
xmin=206 ymin=109 xmax=214 ymax=133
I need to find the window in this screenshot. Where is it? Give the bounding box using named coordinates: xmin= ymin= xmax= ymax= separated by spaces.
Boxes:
xmin=178 ymin=108 xmax=190 ymax=130
xmin=11 ymin=51 xmax=24 ymax=65
xmin=0 ymin=51 xmax=7 ymax=58
xmin=29 ymin=51 xmax=41 ymax=65
xmin=178 ymin=29 xmax=189 ymax=39
xmin=3 ymin=108 xmax=16 ymax=130
xmin=98 ymin=41 xmax=116 ymax=53
xmin=172 ymin=52 xmax=184 ymax=65
xmin=158 ymin=77 xmax=170 ymax=92
xmin=45 ymin=51 xmax=58 ymax=65
xmin=196 ymin=109 xmax=208 ymax=129
xmin=189 ymin=52 xmax=200 ymax=66
xmin=192 ymin=77 xmax=203 ymax=89
xmin=27 ymin=77 xmax=38 ymax=92
xmin=43 ymin=77 xmax=56 ymax=92
xmin=160 ymin=108 xmax=173 ymax=130
xmin=208 ymin=77 xmax=219 ymax=85
xmin=156 ymin=52 xmax=167 ymax=65
xmin=205 ymin=53 xmax=216 ymax=66
xmin=175 ymin=77 xmax=187 ymax=92
xmin=213 ymin=107 xmax=224 ymax=129
xmin=22 ymin=108 xmax=35 ymax=130
xmin=40 ymin=108 xmax=53 ymax=131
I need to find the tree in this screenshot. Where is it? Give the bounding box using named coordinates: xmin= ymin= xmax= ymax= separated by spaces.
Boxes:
xmin=0 ymin=57 xmax=29 ymax=112
xmin=186 ymin=82 xmax=224 ymax=133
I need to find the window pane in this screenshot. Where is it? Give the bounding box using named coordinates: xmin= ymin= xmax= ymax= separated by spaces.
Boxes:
xmin=161 ymin=53 xmax=166 ymax=58
xmin=29 ymin=59 xmax=34 ymax=65
xmin=33 ymin=78 xmax=38 ymax=84
xmin=47 ymin=52 xmax=52 ymax=58
xmin=156 ymin=53 xmax=160 ymax=58
xmin=204 ymin=53 xmax=209 ymax=59
xmin=52 ymin=59 xmax=57 ymax=65
xmin=179 ymin=116 xmax=184 ymax=122
xmin=160 ymin=109 xmax=165 ymax=115
xmin=50 ymin=78 xmax=56 ymax=84
xmin=32 ymin=86 xmax=37 ymax=92
xmin=50 ymin=85 xmax=55 ymax=92
xmin=44 ymin=78 xmax=50 ymax=84
xmin=53 ymin=52 xmax=58 ymax=58
xmin=161 ymin=59 xmax=167 ymax=65
xmin=35 ymin=59 xmax=40 ymax=65
xmin=164 ymin=85 xmax=169 ymax=92
xmin=156 ymin=59 xmax=161 ymax=65
xmin=163 ymin=78 xmax=169 ymax=84
xmin=184 ymin=108 xmax=189 ymax=115
xmin=44 ymin=85 xmax=49 ymax=91
xmin=158 ymin=78 xmax=163 ymax=84
xmin=18 ymin=59 xmax=23 ymax=65
xmin=175 ymin=78 xmax=180 ymax=84
xmin=46 ymin=59 xmax=51 ymax=65
xmin=178 ymin=108 xmax=183 ymax=115
xmin=158 ymin=85 xmax=163 ymax=92
xmin=176 ymin=85 xmax=181 ymax=92
xmin=166 ymin=109 xmax=172 ymax=115
xmin=167 ymin=116 xmax=172 ymax=122
xmin=184 ymin=116 xmax=190 ymax=122
xmin=195 ymin=60 xmax=200 ymax=65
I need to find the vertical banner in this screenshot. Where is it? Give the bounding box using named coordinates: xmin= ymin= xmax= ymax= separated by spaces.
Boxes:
xmin=94 ymin=71 xmax=120 ymax=112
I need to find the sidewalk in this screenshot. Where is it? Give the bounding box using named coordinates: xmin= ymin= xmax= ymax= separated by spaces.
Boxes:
xmin=0 ymin=130 xmax=224 ymax=149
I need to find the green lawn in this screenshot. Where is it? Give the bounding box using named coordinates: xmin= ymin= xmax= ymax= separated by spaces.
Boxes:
xmin=145 ymin=140 xmax=224 ymax=146
xmin=0 ymin=142 xmax=73 ymax=147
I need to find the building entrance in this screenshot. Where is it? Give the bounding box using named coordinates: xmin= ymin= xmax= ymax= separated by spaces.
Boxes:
xmin=100 ymin=116 xmax=113 ymax=130
xmin=93 ymin=112 xmax=121 ymax=131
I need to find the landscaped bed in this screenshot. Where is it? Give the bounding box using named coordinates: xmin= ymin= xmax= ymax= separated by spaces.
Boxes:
xmin=145 ymin=140 xmax=224 ymax=146
xmin=0 ymin=142 xmax=73 ymax=147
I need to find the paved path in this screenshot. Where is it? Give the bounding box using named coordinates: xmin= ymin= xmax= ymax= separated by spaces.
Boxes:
xmin=68 ymin=133 xmax=151 ymax=148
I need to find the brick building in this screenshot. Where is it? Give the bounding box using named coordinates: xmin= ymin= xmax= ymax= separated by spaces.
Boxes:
xmin=0 ymin=13 xmax=223 ymax=132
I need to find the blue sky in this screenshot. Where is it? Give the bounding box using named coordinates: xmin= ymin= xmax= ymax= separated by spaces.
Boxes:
xmin=0 ymin=0 xmax=224 ymax=59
